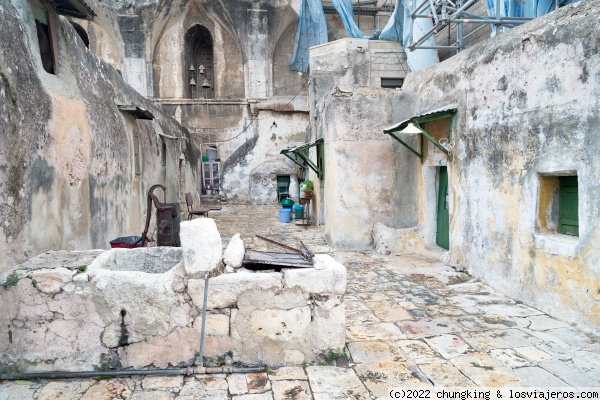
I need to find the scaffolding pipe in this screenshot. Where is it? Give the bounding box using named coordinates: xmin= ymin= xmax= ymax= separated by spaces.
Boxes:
xmin=0 ymin=366 xmax=266 ymax=381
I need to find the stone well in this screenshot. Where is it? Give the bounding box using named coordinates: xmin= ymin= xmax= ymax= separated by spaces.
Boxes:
xmin=0 ymin=219 xmax=346 ymax=373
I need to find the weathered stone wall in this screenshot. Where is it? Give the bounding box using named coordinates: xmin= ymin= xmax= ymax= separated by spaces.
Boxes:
xmin=308 ymin=38 xmax=414 ymax=246
xmin=387 ymin=1 xmax=600 ymax=333
xmin=0 ymin=219 xmax=346 ymax=371
xmin=221 ymin=109 xmax=308 ymax=205
xmin=312 ymin=85 xmax=418 ymax=249
xmin=0 ymin=0 xmax=202 ymax=275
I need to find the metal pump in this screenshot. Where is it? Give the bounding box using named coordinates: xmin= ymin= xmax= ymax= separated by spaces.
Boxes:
xmin=140 ymin=184 xmax=181 ymax=247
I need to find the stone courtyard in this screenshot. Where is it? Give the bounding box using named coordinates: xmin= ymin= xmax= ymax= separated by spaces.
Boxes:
xmin=1 ymin=205 xmax=599 ymax=399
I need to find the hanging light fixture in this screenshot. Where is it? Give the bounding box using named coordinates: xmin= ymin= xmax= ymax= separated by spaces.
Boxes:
xmin=189 ymin=64 xmax=195 ymax=72
xmin=190 ymin=77 xmax=197 ymax=86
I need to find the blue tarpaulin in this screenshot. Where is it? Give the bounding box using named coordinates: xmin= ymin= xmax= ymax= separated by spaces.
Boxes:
xmin=331 ymin=0 xmax=381 ymax=39
xmin=290 ymin=0 xmax=328 ymax=73
xmin=379 ymin=0 xmax=404 ymax=41
xmin=486 ymin=0 xmax=581 ymax=34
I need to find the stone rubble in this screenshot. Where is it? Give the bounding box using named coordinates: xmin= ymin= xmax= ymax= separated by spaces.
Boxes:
xmin=1 ymin=205 xmax=599 ymax=399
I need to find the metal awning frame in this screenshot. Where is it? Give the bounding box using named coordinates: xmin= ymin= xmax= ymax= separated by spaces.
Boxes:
xmin=384 ymin=110 xmax=456 ymax=162
xmin=280 ymin=138 xmax=324 ymax=178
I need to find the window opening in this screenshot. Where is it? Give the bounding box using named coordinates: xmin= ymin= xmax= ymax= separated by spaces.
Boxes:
xmin=70 ymin=21 xmax=90 ymax=48
xmin=161 ymin=139 xmax=167 ymax=167
xmin=559 ymin=176 xmax=578 ymax=236
xmin=35 ymin=9 xmax=56 ymax=74
xmin=381 ymin=77 xmax=404 ymax=89
xmin=184 ymin=25 xmax=214 ymax=99
xmin=316 ymin=142 xmax=324 ymax=178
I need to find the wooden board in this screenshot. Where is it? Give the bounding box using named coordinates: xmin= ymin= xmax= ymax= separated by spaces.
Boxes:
xmin=244 ymin=250 xmax=313 ymax=268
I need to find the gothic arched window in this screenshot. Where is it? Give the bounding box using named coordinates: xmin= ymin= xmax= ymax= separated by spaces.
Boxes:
xmin=184 ymin=25 xmax=214 ymax=99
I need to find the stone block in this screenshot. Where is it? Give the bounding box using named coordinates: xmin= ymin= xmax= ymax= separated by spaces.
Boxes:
xmin=119 ymin=327 xmax=200 ymax=368
xmin=283 ymin=254 xmax=345 ymax=294
xmin=194 ymin=313 xmax=230 ymax=336
xmin=180 ymin=218 xmax=223 ymax=276
xmin=32 ymin=267 xmax=75 ymax=294
xmin=188 ymin=273 xmax=282 ymax=310
xmin=223 ymin=234 xmax=245 ymax=269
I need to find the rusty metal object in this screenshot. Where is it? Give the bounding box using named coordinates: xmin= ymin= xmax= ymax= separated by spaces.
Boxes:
xmin=244 ymin=250 xmax=313 ymax=268
xmin=139 ymin=184 xmax=181 ymax=247
xmin=255 ymin=235 xmax=302 ymax=254
xmin=253 ymin=235 xmax=314 ymax=266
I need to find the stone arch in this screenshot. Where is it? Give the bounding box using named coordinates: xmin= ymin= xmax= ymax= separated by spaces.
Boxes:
xmin=272 ymin=22 xmax=308 ymax=96
xmin=249 ymin=160 xmax=299 ymax=205
xmin=184 ymin=24 xmax=215 ymax=99
xmin=69 ymin=21 xmax=89 ymax=49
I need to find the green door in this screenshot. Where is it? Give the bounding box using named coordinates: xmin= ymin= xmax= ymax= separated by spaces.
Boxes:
xmin=436 ymin=167 xmax=450 ymax=250
xmin=559 ymin=176 xmax=578 ymax=236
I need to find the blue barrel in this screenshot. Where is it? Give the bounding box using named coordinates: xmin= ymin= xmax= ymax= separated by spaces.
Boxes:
xmin=279 ymin=208 xmax=292 ymax=223
xmin=293 ymin=204 xmax=304 ymax=219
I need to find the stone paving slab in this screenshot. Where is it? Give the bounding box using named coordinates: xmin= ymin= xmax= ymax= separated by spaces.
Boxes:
xmin=2 ymin=205 xmax=600 ymax=399
xmin=306 ymin=366 xmax=370 ymax=400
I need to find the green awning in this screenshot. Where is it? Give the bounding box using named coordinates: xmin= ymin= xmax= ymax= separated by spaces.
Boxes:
xmin=383 ymin=106 xmax=456 ymax=161
xmin=280 ymin=138 xmax=323 ymax=178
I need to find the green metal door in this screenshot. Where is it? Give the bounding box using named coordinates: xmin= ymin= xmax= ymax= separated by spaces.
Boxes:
xmin=559 ymin=176 xmax=578 ymax=236
xmin=436 ymin=167 xmax=450 ymax=250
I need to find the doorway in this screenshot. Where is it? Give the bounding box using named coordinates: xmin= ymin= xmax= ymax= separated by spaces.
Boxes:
xmin=436 ymin=166 xmax=450 ymax=250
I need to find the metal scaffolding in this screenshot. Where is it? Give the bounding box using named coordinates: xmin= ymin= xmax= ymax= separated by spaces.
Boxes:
xmin=407 ymin=0 xmax=533 ymax=53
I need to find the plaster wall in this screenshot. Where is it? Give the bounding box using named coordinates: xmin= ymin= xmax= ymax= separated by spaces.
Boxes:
xmin=221 ymin=110 xmax=308 ymax=205
xmin=0 ymin=0 xmax=202 ymax=275
xmin=313 ymin=85 xmax=418 ymax=249
xmin=308 ymin=38 xmax=415 ymax=248
xmin=391 ymin=0 xmax=600 ymax=333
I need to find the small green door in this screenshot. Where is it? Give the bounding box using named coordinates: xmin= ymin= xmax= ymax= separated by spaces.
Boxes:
xmin=436 ymin=167 xmax=450 ymax=250
xmin=559 ymin=176 xmax=578 ymax=236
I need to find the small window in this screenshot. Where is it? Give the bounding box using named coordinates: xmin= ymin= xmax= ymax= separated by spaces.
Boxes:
xmin=161 ymin=139 xmax=167 ymax=167
xmin=381 ymin=77 xmax=404 ymax=89
xmin=35 ymin=8 xmax=57 ymax=74
xmin=559 ymin=176 xmax=578 ymax=236
xmin=70 ymin=21 xmax=90 ymax=49
xmin=538 ymin=174 xmax=578 ymax=237
xmin=316 ymin=142 xmax=324 ymax=178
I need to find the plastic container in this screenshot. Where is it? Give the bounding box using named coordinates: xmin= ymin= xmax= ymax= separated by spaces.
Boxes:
xmin=279 ymin=208 xmax=292 ymax=223
xmin=293 ymin=204 xmax=304 ymax=219
xmin=281 ymin=198 xmax=295 ymax=208
xmin=109 ymin=236 xmax=147 ymax=249
xmin=206 ymin=147 xmax=217 ymax=162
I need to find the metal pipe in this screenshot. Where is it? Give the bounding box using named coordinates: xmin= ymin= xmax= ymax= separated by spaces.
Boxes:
xmin=0 ymin=366 xmax=265 ymax=381
xmin=198 ymin=272 xmax=209 ymax=366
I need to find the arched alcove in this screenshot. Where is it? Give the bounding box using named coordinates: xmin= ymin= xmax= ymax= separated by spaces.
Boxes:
xmin=184 ymin=25 xmax=214 ymax=99
xmin=70 ymin=21 xmax=90 ymax=49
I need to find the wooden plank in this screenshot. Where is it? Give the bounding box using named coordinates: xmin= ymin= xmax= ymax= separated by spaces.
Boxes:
xmin=244 ymin=250 xmax=313 ymax=268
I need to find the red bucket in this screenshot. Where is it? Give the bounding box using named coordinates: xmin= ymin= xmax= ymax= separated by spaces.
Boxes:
xmin=109 ymin=236 xmax=148 ymax=249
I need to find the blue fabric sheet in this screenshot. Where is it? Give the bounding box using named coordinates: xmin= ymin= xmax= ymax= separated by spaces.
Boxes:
xmin=331 ymin=0 xmax=382 ymax=39
xmin=486 ymin=0 xmax=581 ymax=35
xmin=379 ymin=0 xmax=404 ymax=41
xmin=290 ymin=0 xmax=329 ymax=73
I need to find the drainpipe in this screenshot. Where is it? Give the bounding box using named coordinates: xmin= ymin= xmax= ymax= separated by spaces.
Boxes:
xmin=199 ymin=272 xmax=210 ymax=366
xmin=0 ymin=366 xmax=265 ymax=381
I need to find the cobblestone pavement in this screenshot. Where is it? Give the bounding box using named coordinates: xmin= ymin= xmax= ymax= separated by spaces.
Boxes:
xmin=2 ymin=205 xmax=600 ymax=399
